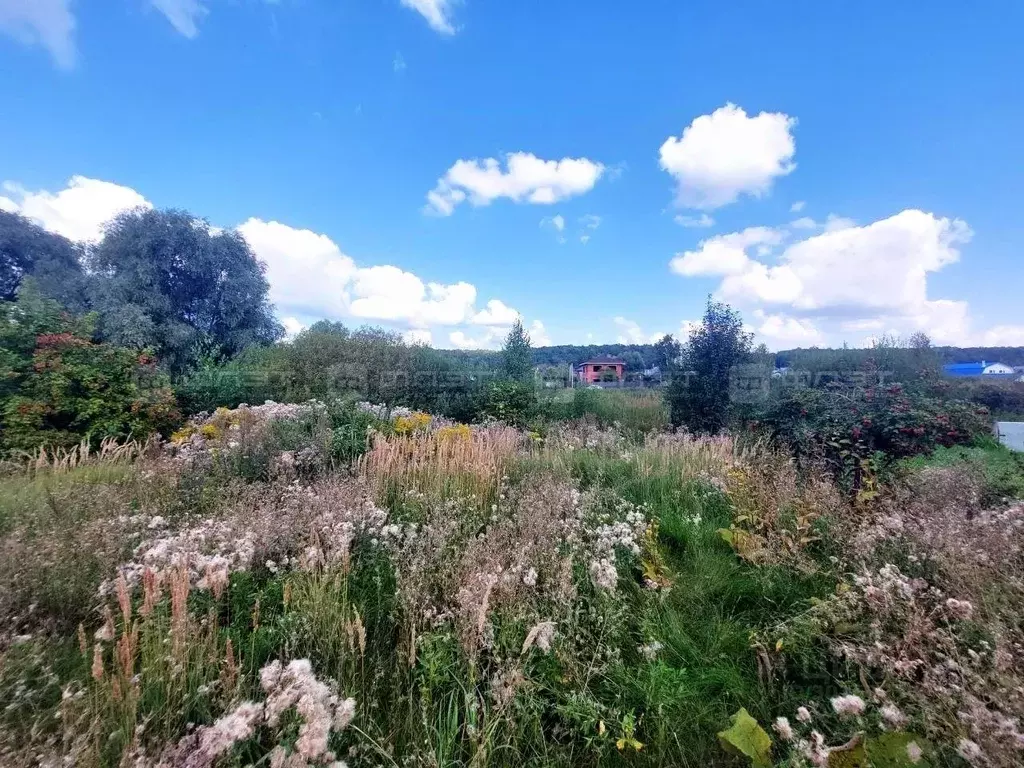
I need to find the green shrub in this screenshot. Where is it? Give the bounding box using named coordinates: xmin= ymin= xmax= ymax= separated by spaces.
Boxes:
xmin=482 ymin=379 xmax=536 ymax=425
xmin=0 ymin=287 xmax=180 ymax=453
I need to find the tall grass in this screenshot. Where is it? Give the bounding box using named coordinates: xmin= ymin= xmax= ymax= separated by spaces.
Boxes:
xmin=3 ymin=402 xmax=1022 ymax=767
xmin=547 ymin=388 xmax=670 ymax=434
xmin=358 ymin=424 xmax=524 ymax=506
xmin=13 ymin=436 xmax=149 ymax=476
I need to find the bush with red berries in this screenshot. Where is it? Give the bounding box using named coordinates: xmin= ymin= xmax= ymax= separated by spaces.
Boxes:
xmin=740 ymin=381 xmax=991 ymax=487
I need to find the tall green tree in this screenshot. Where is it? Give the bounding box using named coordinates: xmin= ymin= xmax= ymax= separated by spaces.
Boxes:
xmin=667 ymin=298 xmax=752 ymax=434
xmin=501 ymin=319 xmax=533 ymax=382
xmin=88 ymin=208 xmax=282 ymax=375
xmin=0 ymin=211 xmax=88 ymax=310
xmin=652 ymin=334 xmax=682 ymax=372
xmin=478 ymin=319 xmax=536 ymax=425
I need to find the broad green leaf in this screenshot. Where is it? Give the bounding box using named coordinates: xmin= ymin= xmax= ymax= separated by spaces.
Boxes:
xmin=866 ymin=732 xmax=931 ymax=767
xmin=717 ymin=708 xmax=772 ymax=768
xmin=718 ymin=528 xmax=765 ymax=561
xmin=828 ymin=733 xmax=868 ymax=768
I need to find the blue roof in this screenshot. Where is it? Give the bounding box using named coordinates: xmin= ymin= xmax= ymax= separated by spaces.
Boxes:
xmin=944 ymin=363 xmax=985 ymax=377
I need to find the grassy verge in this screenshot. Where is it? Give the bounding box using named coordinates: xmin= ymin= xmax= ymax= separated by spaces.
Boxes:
xmin=901 ymin=436 xmax=1024 ymax=502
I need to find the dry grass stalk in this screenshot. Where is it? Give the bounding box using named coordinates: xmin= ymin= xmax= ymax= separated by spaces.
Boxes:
xmin=91 ymin=643 xmax=104 ymax=682
xmin=169 ymin=564 xmax=190 ymax=657
xmin=637 ymin=432 xmax=738 ymax=481
xmin=18 ymin=436 xmax=147 ymax=476
xmin=346 ymin=609 xmax=366 ymax=658
xmin=358 ymin=425 xmax=523 ymax=500
xmin=141 ymin=567 xmax=161 ymax=617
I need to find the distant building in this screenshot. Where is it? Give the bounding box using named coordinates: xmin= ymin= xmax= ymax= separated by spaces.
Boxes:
xmin=575 ymin=356 xmax=625 ymax=384
xmin=984 ymin=362 xmax=1016 ymax=375
xmin=943 ymin=361 xmax=1016 ymax=378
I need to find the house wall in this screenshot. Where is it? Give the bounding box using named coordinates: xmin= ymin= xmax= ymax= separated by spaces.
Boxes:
xmin=580 ymin=364 xmax=624 ymax=383
xmin=983 ymin=363 xmax=1015 ymax=375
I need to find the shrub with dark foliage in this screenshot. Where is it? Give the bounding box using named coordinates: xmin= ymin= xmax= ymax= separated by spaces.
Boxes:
xmin=744 ymin=381 xmax=991 ymax=490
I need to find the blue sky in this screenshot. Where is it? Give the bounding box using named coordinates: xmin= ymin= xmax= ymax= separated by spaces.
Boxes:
xmin=1 ymin=0 xmax=1022 ymax=350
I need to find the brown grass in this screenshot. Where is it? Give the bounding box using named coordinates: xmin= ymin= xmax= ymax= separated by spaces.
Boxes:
xmin=358 ymin=424 xmax=524 ymax=502
xmin=14 ymin=436 xmax=153 ymax=477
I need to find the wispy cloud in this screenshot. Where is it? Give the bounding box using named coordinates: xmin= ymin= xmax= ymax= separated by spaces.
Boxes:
xmin=150 ymin=0 xmax=208 ymax=39
xmin=400 ymin=0 xmax=458 ymax=35
xmin=0 ymin=0 xmax=76 ymax=69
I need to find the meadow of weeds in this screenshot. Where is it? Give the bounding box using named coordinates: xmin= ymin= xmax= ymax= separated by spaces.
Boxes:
xmin=1 ymin=395 xmax=1022 ymax=768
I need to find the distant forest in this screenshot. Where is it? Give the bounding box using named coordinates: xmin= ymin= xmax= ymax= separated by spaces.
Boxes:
xmin=439 ymin=343 xmax=1024 ymax=372
xmin=439 ymin=344 xmax=666 ymax=372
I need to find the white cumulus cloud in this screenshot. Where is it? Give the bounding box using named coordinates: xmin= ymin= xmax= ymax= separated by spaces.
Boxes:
xmin=240 ymin=220 xmax=485 ymax=329
xmin=403 ymin=328 xmax=433 ymax=345
xmin=447 ymin=315 xmax=548 ymax=349
xmin=0 ymin=0 xmax=75 ymax=69
xmin=235 ymin=219 xmax=547 ymax=343
xmin=613 ymin=316 xmax=664 ymax=345
xmin=660 ymin=103 xmax=797 ymax=210
xmin=472 ymin=299 xmax=520 ymax=326
xmin=753 ymin=311 xmax=824 ymax=345
xmin=281 ymin=317 xmax=306 ymax=340
xmin=678 ymin=320 xmax=699 ymax=341
xmin=400 ymin=0 xmax=458 ymax=35
xmin=668 ymin=209 xmax=1006 ymax=347
xmin=976 ymin=325 xmax=1024 ymax=346
xmin=529 ymin=320 xmax=552 ymax=347
xmin=449 ymin=328 xmax=503 ymax=350
xmin=237 ymin=217 xmax=357 ymax=319
xmin=1 ymin=175 xmax=152 ymax=241
xmin=348 ymin=265 xmax=477 ymax=327
xmin=669 ymin=226 xmax=784 ymax=277
xmin=823 ymin=213 xmax=856 ymax=232
xmin=427 ymin=152 xmax=604 ymax=216
xmin=738 ymin=210 xmax=969 ymax=316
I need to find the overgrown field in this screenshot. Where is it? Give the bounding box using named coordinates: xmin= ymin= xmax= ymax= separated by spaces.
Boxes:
xmin=1 ymin=399 xmax=1022 ymax=768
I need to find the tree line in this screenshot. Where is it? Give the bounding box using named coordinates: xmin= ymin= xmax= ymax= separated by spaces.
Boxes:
xmin=3 ymin=205 xmax=1021 ymax=454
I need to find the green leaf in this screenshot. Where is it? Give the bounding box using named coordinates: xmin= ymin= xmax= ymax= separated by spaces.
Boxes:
xmin=828 ymin=733 xmax=868 ymax=768
xmin=717 ymin=708 xmax=772 ymax=768
xmin=718 ymin=528 xmax=766 ymax=562
xmin=866 ymin=732 xmax=931 ymax=767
